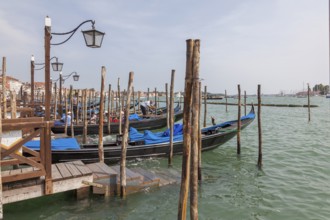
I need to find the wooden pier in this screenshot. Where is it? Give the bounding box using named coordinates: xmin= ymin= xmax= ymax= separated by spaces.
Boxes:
xmin=1 ymin=160 xmax=181 ymax=204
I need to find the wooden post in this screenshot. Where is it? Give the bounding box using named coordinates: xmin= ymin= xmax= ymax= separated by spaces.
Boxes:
xmin=244 ymin=90 xmax=247 ymax=116
xmin=190 ymin=39 xmax=200 ymax=220
xmin=225 ymin=90 xmax=228 ymax=113
xmin=116 ymin=78 xmax=120 ymax=113
xmin=54 ymin=83 xmax=57 ymax=119
xmin=0 ymin=95 xmax=3 ymax=219
xmin=132 ymin=86 xmax=136 ymax=114
xmin=83 ymin=89 xmax=88 ymax=144
xmin=10 ymin=91 xmax=17 ymax=119
xmin=44 ymin=121 xmax=53 ymax=194
xmin=88 ymin=90 xmax=92 ymax=119
xmin=203 ymin=85 xmax=207 ymax=127
xmin=168 ymin=70 xmax=175 ymax=166
xmin=64 ymin=89 xmax=68 ymax=135
xmin=137 ymin=91 xmax=141 ymax=114
xmin=237 ymin=84 xmax=241 ymax=155
xmin=118 ymin=82 xmax=122 ymax=135
xmin=2 ymin=57 xmax=7 ymax=119
xmin=178 ymin=39 xmax=194 ymax=220
xmin=198 ymin=81 xmax=202 ymax=182
xmin=120 ymin=71 xmax=134 ymax=198
xmin=98 ymin=67 xmax=106 ymax=162
xmin=154 ymin=87 xmax=157 ymax=112
xmin=69 ymin=86 xmax=74 ymax=137
xmin=257 ymin=84 xmax=262 ymax=168
xmin=147 ymin=88 xmax=150 ymax=101
xmin=165 ymin=83 xmax=169 ymax=128
xmin=107 ymin=84 xmax=111 ymax=134
xmin=308 ymin=83 xmax=311 ymax=122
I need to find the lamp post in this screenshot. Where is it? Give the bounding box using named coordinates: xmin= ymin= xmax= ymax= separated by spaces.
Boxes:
xmin=31 ymin=55 xmax=63 ymax=109
xmin=57 ymin=71 xmax=80 ymax=117
xmin=44 ymin=16 xmax=104 ymax=121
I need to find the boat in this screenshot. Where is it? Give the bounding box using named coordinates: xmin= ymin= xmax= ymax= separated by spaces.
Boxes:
xmin=51 ymin=109 xmax=184 ymax=136
xmin=27 ymin=106 xmax=255 ymax=164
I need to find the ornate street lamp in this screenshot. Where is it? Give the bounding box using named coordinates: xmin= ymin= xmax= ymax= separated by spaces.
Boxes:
xmin=82 ymin=26 xmax=105 ymax=48
xmin=44 ymin=16 xmax=105 ymax=121
xmin=31 ymin=55 xmax=63 ymax=106
xmin=51 ymin=57 xmax=63 ymax=72
xmin=56 ymin=71 xmax=80 ymax=116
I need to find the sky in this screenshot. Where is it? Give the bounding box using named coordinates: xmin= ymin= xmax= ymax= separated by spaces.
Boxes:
xmin=0 ymin=0 xmax=329 ymax=95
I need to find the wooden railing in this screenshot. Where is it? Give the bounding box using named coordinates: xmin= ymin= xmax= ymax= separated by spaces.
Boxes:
xmin=0 ymin=117 xmax=53 ymax=194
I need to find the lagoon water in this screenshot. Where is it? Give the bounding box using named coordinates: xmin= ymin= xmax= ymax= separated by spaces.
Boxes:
xmin=4 ymin=96 xmax=330 ymax=220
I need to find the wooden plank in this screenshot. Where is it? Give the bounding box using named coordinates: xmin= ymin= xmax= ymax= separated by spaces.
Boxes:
xmin=111 ymin=165 xmax=142 ymax=181
xmin=51 ymin=164 xmax=62 ymax=181
xmin=130 ymin=167 xmax=159 ymax=183
xmin=2 ymin=174 xmax=93 ymax=204
xmin=70 ymin=160 xmax=92 ymax=176
xmin=55 ymin=163 xmax=72 ymax=179
xmin=95 ymin=162 xmax=117 ymax=176
xmin=2 ymin=170 xmax=44 ymax=183
xmin=86 ymin=163 xmax=109 ymax=180
xmin=64 ymin=162 xmax=82 ymax=177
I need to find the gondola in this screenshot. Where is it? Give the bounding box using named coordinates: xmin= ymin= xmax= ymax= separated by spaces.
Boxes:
xmin=28 ymin=106 xmax=255 ymax=164
xmin=51 ymin=108 xmax=184 ymax=136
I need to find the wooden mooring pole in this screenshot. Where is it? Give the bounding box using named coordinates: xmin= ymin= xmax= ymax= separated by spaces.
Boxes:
xmin=198 ymin=81 xmax=202 ymax=182
xmin=257 ymin=84 xmax=263 ymax=168
xmin=168 ymin=70 xmax=175 ymax=166
xmin=190 ymin=39 xmax=201 ymax=220
xmin=178 ymin=39 xmax=194 ymax=220
xmin=165 ymin=83 xmax=169 ymax=128
xmin=107 ymin=84 xmax=111 ymax=134
xmin=308 ymin=83 xmax=311 ymax=122
xmin=244 ymin=90 xmax=247 ymax=116
xmin=83 ymin=89 xmax=88 ymax=144
xmin=120 ymin=71 xmax=134 ymax=198
xmin=70 ymin=85 xmax=74 ymax=137
xmin=225 ymin=89 xmax=228 ymax=113
xmin=98 ymin=67 xmax=106 ymax=162
xmin=2 ymin=57 xmax=7 ymax=119
xmin=203 ymin=85 xmax=207 ymax=127
xmin=237 ymin=84 xmax=241 ymax=155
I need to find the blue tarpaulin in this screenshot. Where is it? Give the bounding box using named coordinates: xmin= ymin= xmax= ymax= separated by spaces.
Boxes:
xmin=24 ymin=138 xmax=80 ymax=150
xmin=129 ymin=123 xmax=184 ymax=144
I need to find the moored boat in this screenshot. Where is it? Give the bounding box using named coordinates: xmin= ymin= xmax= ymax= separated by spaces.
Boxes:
xmin=27 ymin=106 xmax=255 ymax=164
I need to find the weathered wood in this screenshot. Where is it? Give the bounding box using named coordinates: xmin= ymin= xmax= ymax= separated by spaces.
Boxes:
xmin=70 ymin=85 xmax=74 ymax=137
xmin=244 ymin=90 xmax=247 ymax=116
xmin=178 ymin=39 xmax=194 ymax=220
xmin=44 ymin=121 xmax=53 ymax=194
xmin=154 ymin=87 xmax=157 ymax=112
xmin=117 ymin=78 xmax=122 ymax=134
xmin=83 ymin=90 xmax=88 ymax=144
xmin=237 ymin=84 xmax=241 ymax=155
xmin=257 ymin=84 xmax=263 ymax=168
xmin=98 ymin=67 xmax=106 ymax=162
xmin=203 ymin=85 xmax=207 ymax=127
xmin=2 ymin=57 xmax=7 ymax=119
xmin=10 ymin=91 xmax=17 ymax=119
xmin=165 ymin=83 xmax=169 ymax=128
xmin=198 ymin=81 xmax=202 ymax=182
xmin=308 ymin=83 xmax=311 ymax=122
xmin=190 ymin=39 xmax=200 ymax=219
xmin=168 ymin=70 xmax=175 ymax=166
xmin=64 ymin=89 xmax=68 ymax=134
xmin=120 ymin=71 xmax=134 ymax=198
xmin=225 ymin=90 xmax=228 ymax=112
xmin=107 ymin=84 xmax=111 ymax=134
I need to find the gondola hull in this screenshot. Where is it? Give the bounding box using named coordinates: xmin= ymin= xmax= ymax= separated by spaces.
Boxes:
xmin=50 ymin=107 xmax=255 ymax=164
xmin=51 ymin=111 xmax=183 ymax=136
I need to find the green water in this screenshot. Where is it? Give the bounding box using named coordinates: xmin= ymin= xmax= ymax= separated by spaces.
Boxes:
xmin=4 ymin=96 xmax=330 ymax=220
